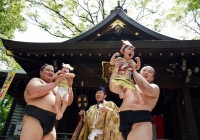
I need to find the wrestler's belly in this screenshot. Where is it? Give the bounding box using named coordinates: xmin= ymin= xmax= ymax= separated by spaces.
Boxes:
xmin=26 ymin=94 xmax=56 ymax=113
xmin=120 ymin=99 xmax=152 ymax=112
xmin=120 ymin=105 xmax=151 ymax=112
xmin=120 ymin=91 xmax=155 ymax=112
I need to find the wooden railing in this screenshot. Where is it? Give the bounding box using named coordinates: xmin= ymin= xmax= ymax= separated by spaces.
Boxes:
xmin=0 ymin=133 xmax=73 ymax=140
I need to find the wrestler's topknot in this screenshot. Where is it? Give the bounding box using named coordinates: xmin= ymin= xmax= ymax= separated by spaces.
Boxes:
xmin=40 ymin=63 xmax=51 ymax=71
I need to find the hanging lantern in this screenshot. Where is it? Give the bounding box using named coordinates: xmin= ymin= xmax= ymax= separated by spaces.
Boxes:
xmin=77 ymin=94 xmax=88 ymax=110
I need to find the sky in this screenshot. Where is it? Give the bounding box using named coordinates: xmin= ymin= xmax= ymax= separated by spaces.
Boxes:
xmin=13 ymin=0 xmax=184 ymax=43
xmin=14 ymin=23 xmax=66 ymax=43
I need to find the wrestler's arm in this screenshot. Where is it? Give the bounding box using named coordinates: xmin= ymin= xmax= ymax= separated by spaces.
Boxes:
xmin=135 ymin=57 xmax=141 ymax=70
xmin=26 ymin=78 xmax=58 ymax=98
xmin=66 ymin=77 xmax=74 ymax=106
xmin=52 ymin=70 xmax=62 ymax=79
xmin=133 ymin=70 xmax=159 ymax=98
xmin=67 ymin=88 xmax=74 ymax=106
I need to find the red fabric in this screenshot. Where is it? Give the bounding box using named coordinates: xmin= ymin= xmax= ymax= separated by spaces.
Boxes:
xmin=152 ymin=115 xmax=164 ymax=139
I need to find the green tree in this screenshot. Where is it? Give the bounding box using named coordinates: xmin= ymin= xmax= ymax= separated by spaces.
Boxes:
xmin=0 ymin=93 xmax=13 ymax=134
xmin=24 ymin=0 xmax=200 ymax=40
xmin=177 ymin=0 xmax=200 ymax=10
xmin=0 ymin=0 xmax=26 ymax=135
xmin=25 ymin=0 xmax=163 ymax=39
xmin=154 ymin=0 xmax=200 ymax=39
xmin=0 ymin=0 xmax=26 ymax=70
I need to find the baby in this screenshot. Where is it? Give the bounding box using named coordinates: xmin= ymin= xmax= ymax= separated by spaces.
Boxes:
xmin=110 ymin=40 xmax=144 ymax=103
xmin=53 ymin=63 xmax=75 ymax=120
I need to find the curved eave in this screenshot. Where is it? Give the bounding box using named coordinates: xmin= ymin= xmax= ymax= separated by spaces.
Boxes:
xmin=65 ymin=9 xmax=121 ymax=42
xmin=2 ymin=39 xmax=200 ymax=52
xmin=66 ymin=8 xmax=176 ymax=42
xmin=1 ymin=38 xmax=63 ymax=50
xmin=117 ymin=9 xmax=176 ymax=40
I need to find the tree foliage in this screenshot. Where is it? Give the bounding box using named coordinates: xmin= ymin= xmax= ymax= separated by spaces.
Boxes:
xmin=0 ymin=0 xmax=26 ymax=70
xmin=155 ymin=0 xmax=200 ymax=39
xmin=0 ymin=94 xmax=13 ymax=134
xmin=0 ymin=0 xmax=26 ymax=39
xmin=24 ymin=0 xmax=200 ymax=40
xmin=177 ymin=0 xmax=200 ymax=11
xmin=0 ymin=0 xmax=26 ymax=135
xmin=25 ymin=0 xmax=163 ymax=39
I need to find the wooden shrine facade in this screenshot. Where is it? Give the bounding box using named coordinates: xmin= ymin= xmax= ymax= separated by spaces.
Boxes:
xmin=1 ymin=7 xmax=200 ymax=139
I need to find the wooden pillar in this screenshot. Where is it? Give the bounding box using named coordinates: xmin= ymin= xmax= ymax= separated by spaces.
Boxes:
xmin=182 ymin=86 xmax=199 ymax=140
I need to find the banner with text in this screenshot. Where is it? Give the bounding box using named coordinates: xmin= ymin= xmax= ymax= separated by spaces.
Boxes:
xmin=0 ymin=71 xmax=16 ymax=100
